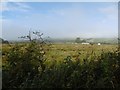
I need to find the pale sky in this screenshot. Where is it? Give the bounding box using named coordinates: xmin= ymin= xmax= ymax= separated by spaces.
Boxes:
xmin=0 ymin=2 xmax=118 ymax=40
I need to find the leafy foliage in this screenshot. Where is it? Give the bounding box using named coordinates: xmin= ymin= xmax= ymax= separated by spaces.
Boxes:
xmin=2 ymin=32 xmax=120 ymax=88
xmin=75 ymin=37 xmax=86 ymax=43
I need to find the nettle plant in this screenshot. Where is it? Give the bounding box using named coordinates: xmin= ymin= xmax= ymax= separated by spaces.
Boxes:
xmin=2 ymin=31 xmax=48 ymax=88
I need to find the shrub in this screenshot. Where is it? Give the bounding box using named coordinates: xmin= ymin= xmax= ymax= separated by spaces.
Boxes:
xmin=2 ymin=32 xmax=120 ymax=88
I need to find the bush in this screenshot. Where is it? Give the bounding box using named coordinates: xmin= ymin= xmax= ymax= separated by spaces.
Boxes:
xmin=2 ymin=32 xmax=120 ymax=88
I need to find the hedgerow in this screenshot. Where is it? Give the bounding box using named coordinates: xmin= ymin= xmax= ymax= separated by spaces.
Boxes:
xmin=2 ymin=32 xmax=120 ymax=88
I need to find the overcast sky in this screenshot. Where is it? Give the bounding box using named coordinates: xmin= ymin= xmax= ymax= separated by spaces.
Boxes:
xmin=1 ymin=2 xmax=118 ymax=40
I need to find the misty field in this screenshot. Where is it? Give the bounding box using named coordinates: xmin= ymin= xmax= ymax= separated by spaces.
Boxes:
xmin=2 ymin=43 xmax=120 ymax=88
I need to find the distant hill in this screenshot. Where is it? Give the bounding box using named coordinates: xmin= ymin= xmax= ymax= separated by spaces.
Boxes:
xmin=46 ymin=38 xmax=118 ymax=44
xmin=1 ymin=37 xmax=118 ymax=44
xmin=90 ymin=38 xmax=118 ymax=44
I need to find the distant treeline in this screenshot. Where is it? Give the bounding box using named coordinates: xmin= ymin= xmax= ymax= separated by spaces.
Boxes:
xmin=0 ymin=37 xmax=118 ymax=45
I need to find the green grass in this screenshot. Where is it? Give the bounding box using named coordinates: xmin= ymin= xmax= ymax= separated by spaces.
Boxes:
xmin=2 ymin=43 xmax=118 ymax=65
xmin=45 ymin=44 xmax=117 ymax=61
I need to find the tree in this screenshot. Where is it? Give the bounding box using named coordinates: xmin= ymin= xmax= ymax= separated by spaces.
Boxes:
xmin=75 ymin=37 xmax=86 ymax=43
xmin=0 ymin=38 xmax=9 ymax=44
xmin=2 ymin=31 xmax=47 ymax=88
xmin=75 ymin=37 xmax=81 ymax=43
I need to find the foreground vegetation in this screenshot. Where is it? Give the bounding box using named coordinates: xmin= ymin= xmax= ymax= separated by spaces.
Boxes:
xmin=2 ymin=32 xmax=120 ymax=88
xmin=2 ymin=42 xmax=120 ymax=88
